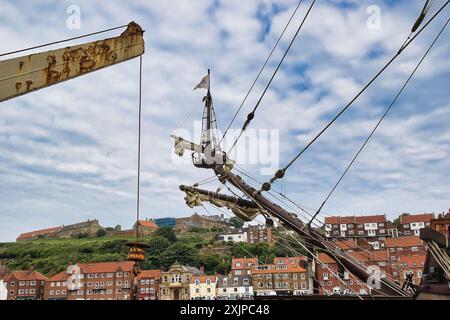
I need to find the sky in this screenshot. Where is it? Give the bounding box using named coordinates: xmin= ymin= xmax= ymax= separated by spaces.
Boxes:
xmin=0 ymin=0 xmax=449 ymax=242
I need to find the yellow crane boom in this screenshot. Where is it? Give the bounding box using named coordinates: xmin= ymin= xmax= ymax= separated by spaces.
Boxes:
xmin=0 ymin=21 xmax=144 ymax=102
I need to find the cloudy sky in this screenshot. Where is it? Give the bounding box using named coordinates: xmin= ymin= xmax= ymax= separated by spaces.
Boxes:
xmin=0 ymin=0 xmax=449 ymax=242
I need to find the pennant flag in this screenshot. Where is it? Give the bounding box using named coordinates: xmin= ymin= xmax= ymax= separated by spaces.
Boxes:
xmin=193 ymin=74 xmax=210 ymax=90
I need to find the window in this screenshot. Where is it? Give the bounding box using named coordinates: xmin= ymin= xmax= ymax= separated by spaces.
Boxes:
xmin=243 ymin=279 xmax=249 ymax=285
xmin=172 ymin=274 xmax=181 ymax=283
xmin=323 ymin=273 xmax=329 ymax=280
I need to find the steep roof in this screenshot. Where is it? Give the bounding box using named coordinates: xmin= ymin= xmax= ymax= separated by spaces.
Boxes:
xmin=191 ymin=275 xmax=217 ymax=284
xmin=47 ymin=271 xmax=69 ymax=282
xmin=400 ymin=213 xmax=434 ymax=224
xmin=77 ymin=261 xmax=135 ymax=273
xmin=4 ymin=270 xmax=48 ymax=281
xmin=396 ymin=254 xmax=426 ymax=268
xmin=138 ymin=220 xmax=158 ymax=230
xmin=16 ymin=226 xmax=62 ymax=241
xmin=385 ymin=236 xmax=423 ymax=248
xmin=325 ymin=215 xmax=386 ymax=225
xmin=136 ymin=270 xmax=160 ymax=280
xmin=231 ymin=257 xmax=258 ymax=270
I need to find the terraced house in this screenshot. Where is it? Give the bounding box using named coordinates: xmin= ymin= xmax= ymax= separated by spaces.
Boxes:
xmin=44 ymin=270 xmax=69 ymax=300
xmin=252 ymin=257 xmax=309 ymax=296
xmin=189 ymin=275 xmax=217 ymax=300
xmin=67 ymin=261 xmax=135 ymax=300
xmin=136 ymin=270 xmax=160 ymax=300
xmin=216 ymin=275 xmax=253 ymax=300
xmin=4 ymin=270 xmax=47 ymax=300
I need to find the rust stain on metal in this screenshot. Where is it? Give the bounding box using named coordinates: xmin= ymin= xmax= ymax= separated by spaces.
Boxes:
xmin=26 ymin=80 xmax=33 ymax=91
xmin=15 ymin=82 xmax=22 ymax=93
xmin=1 ymin=21 xmax=145 ymax=102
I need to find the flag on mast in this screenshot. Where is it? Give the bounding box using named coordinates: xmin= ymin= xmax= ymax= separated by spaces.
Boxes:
xmin=193 ymin=73 xmax=210 ymax=91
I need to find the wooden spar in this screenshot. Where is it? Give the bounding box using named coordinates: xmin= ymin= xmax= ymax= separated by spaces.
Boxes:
xmin=0 ymin=21 xmax=144 ymax=102
xmin=213 ymin=164 xmax=408 ymax=297
xmin=179 ymin=185 xmax=258 ymax=209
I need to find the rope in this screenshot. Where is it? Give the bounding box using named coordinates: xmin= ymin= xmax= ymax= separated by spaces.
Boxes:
xmin=227 ymin=0 xmax=317 ymax=154
xmin=219 ymin=0 xmax=305 ymax=146
xmin=0 ymin=24 xmax=128 ymax=58
xmin=262 ymin=0 xmax=450 ymax=190
xmin=136 ymin=55 xmax=143 ymax=241
xmin=308 ymin=16 xmax=450 ymax=225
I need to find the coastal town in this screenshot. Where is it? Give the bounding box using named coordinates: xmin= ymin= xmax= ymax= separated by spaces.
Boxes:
xmin=1 ymin=209 xmax=449 ymax=300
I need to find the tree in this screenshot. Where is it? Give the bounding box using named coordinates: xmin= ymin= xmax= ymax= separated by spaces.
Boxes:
xmin=198 ymin=252 xmax=229 ymax=275
xmin=160 ymin=242 xmax=198 ymax=269
xmin=228 ymin=217 xmax=244 ymax=229
xmin=96 ymin=229 xmax=106 ymax=237
xmin=142 ymin=237 xmax=171 ymax=269
xmin=154 ymin=226 xmax=177 ymax=242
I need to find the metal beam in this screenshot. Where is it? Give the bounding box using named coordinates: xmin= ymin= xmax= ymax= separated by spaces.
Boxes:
xmin=0 ymin=21 xmax=144 ymax=102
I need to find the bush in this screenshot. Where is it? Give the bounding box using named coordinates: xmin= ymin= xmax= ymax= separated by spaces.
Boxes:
xmin=96 ymin=229 xmax=106 ymax=237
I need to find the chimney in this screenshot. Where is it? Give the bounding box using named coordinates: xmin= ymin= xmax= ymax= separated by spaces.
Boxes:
xmin=200 ymin=266 xmax=205 ymax=274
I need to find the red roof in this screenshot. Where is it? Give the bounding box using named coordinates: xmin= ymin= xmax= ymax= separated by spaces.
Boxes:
xmin=136 ymin=270 xmax=160 ymax=280
xmin=77 ymin=261 xmax=135 ymax=273
xmin=317 ymin=253 xmax=336 ymax=264
xmin=334 ymin=240 xmax=358 ymax=250
xmin=17 ymin=226 xmax=62 ymax=240
xmin=400 ymin=214 xmax=434 ymax=224
xmin=47 ymin=271 xmax=69 ymax=282
xmin=385 ymin=236 xmax=423 ymax=248
xmin=348 ymin=250 xmax=389 ymax=262
xmin=138 ymin=220 xmax=158 ymax=230
xmin=273 ymin=256 xmax=307 ymax=265
xmin=231 ymin=257 xmax=258 ymax=270
xmin=396 ymin=254 xmax=426 ymax=268
xmin=4 ymin=270 xmax=48 ymax=281
xmin=191 ymin=275 xmax=217 ymax=283
xmin=325 ymin=215 xmax=386 ymax=225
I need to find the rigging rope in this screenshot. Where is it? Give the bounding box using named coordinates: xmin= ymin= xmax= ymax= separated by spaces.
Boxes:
xmin=136 ymin=55 xmax=143 ymax=242
xmin=219 ymin=0 xmax=305 ymax=146
xmin=308 ymin=16 xmax=450 ymax=225
xmin=261 ymin=0 xmax=450 ymax=191
xmin=0 ymin=24 xmax=128 ymax=58
xmin=227 ymin=0 xmax=317 ymax=154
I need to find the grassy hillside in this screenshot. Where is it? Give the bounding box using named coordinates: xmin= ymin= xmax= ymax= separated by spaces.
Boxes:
xmin=0 ymin=228 xmax=306 ymax=277
xmin=0 ymin=236 xmax=134 ymax=276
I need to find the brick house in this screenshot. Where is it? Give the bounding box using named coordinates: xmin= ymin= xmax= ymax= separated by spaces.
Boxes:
xmin=252 ymin=257 xmax=309 ymax=296
xmin=247 ymin=225 xmax=273 ymax=244
xmin=216 ymin=275 xmax=253 ymax=300
xmin=159 ymin=262 xmax=203 ymax=300
xmin=44 ymin=271 xmax=69 ymax=300
xmin=67 ymin=261 xmax=135 ymax=300
xmin=315 ymin=251 xmax=394 ymax=296
xmin=231 ymin=256 xmax=258 ymax=277
xmin=398 ymin=213 xmax=434 ymax=237
xmin=324 ymin=215 xmax=388 ymax=240
xmin=134 ymin=219 xmax=159 ymax=237
xmin=189 ymin=275 xmax=217 ymax=300
xmin=385 ymin=236 xmax=426 ymax=262
xmin=393 ymin=254 xmax=426 ymax=286
xmin=431 ymin=210 xmax=450 ymax=236
xmin=4 ymin=270 xmax=48 ymax=300
xmin=136 ymin=270 xmax=160 ymax=300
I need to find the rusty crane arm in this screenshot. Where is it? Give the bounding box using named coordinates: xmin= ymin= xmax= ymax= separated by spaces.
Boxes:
xmin=0 ymin=21 xmax=144 ymax=102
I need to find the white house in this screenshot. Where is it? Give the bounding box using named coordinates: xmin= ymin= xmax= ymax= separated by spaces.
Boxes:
xmin=217 ymin=229 xmax=247 ymax=243
xmin=0 ymin=279 xmax=7 ymax=300
xmin=216 ymin=275 xmax=253 ymax=300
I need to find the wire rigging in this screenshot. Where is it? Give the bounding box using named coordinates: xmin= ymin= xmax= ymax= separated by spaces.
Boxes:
xmin=219 ymin=0 xmax=305 ymax=146
xmin=261 ymin=0 xmax=450 ymax=191
xmin=227 ymin=0 xmax=317 ymax=154
xmin=309 ymin=15 xmax=450 ymax=225
xmin=135 ymin=55 xmax=143 ymax=242
xmin=0 ymin=24 xmax=128 ymax=58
